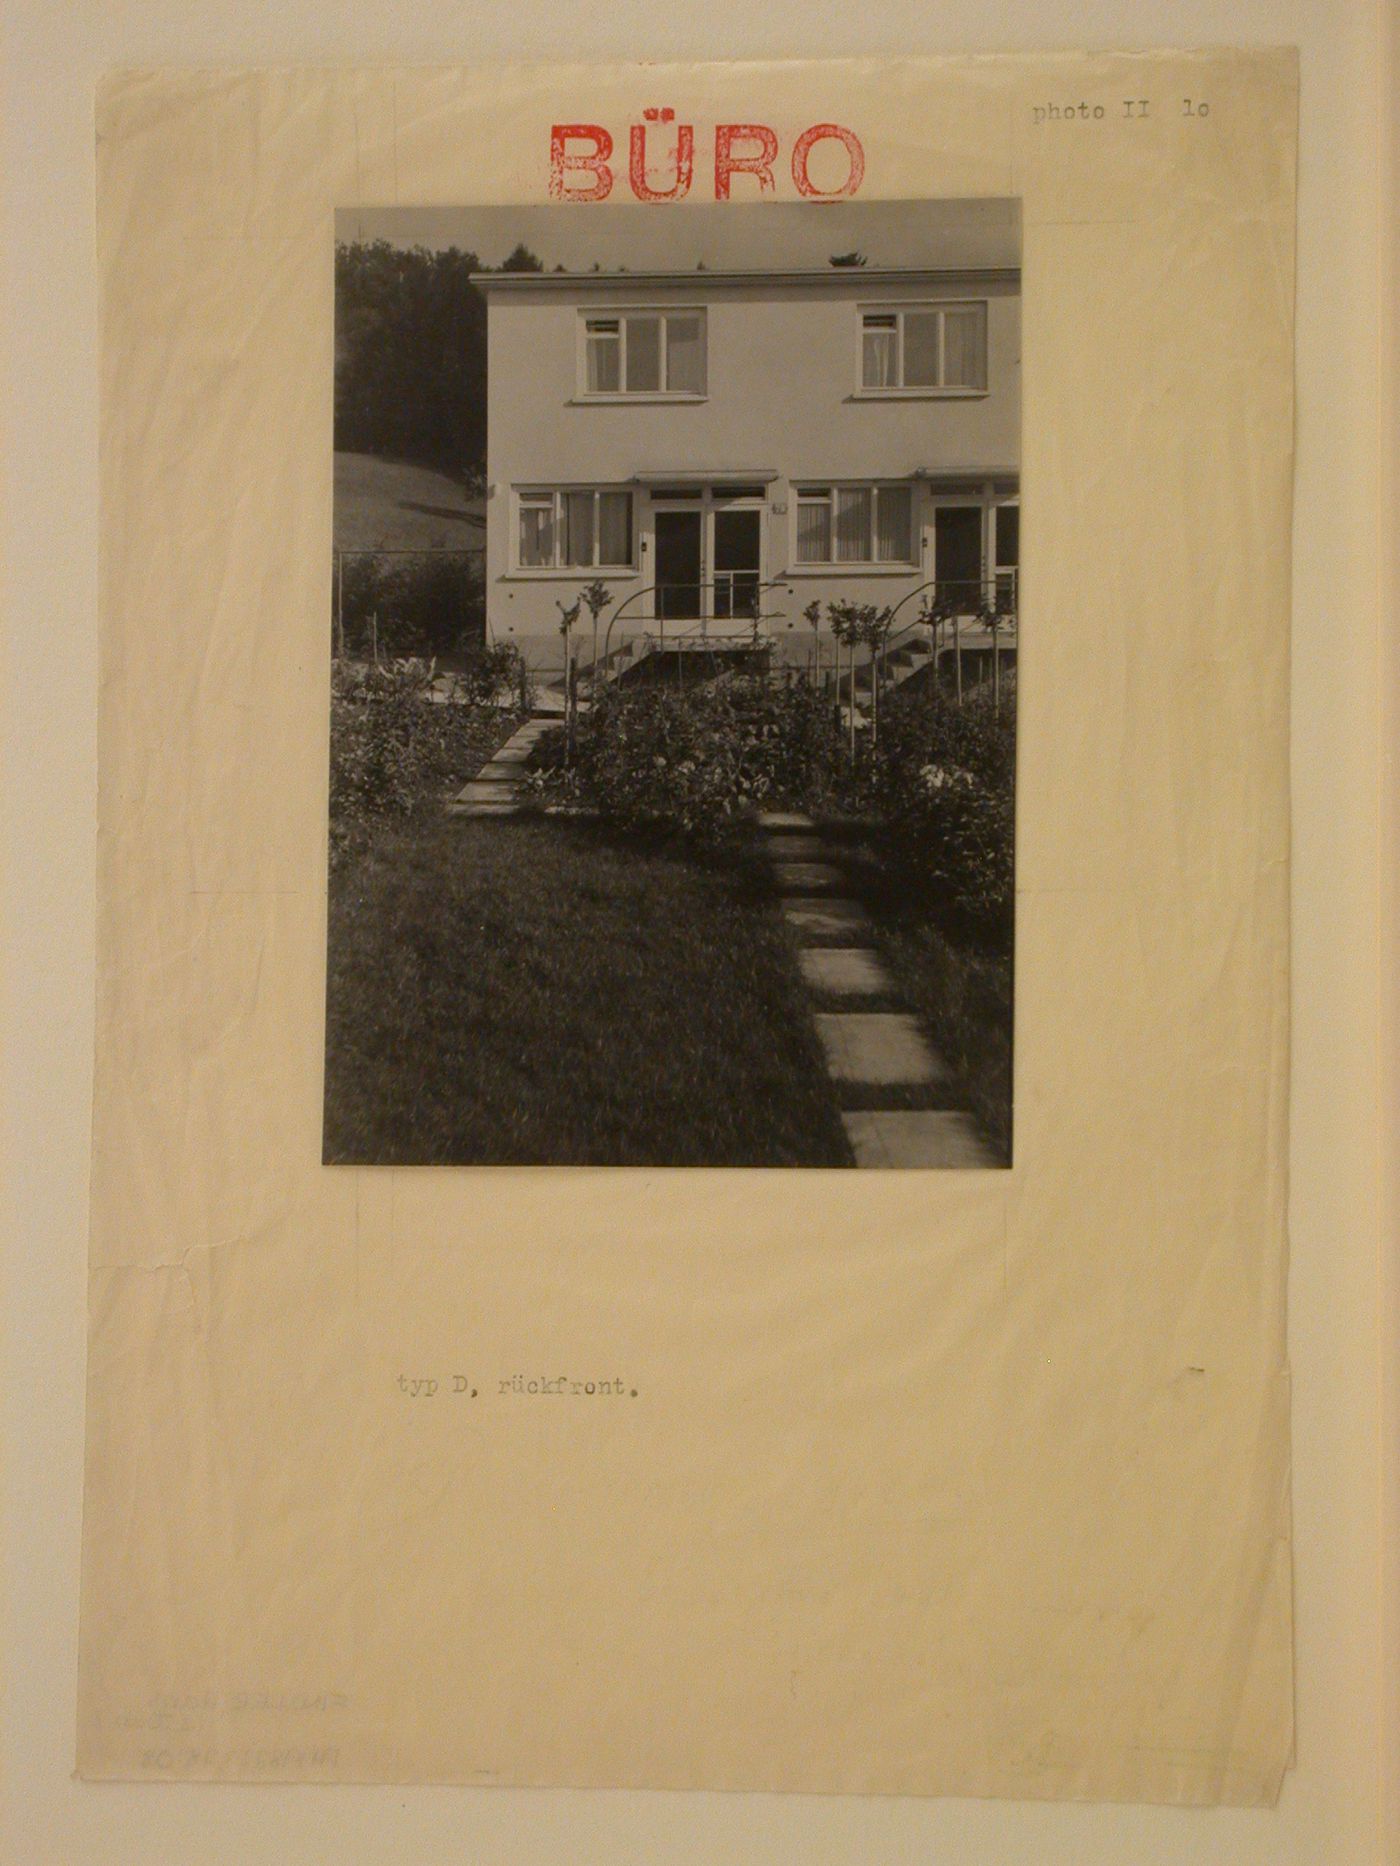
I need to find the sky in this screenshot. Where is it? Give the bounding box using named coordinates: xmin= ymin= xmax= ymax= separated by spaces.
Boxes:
xmin=334 ymin=199 xmax=1020 ymax=272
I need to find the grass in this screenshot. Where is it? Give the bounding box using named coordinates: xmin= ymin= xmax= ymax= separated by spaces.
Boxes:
xmin=324 ymin=815 xmax=853 ymax=1166
xmin=333 ymin=451 xmax=485 ymax=552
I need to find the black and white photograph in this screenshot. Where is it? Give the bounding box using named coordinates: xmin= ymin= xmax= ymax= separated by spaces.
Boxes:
xmin=324 ymin=199 xmax=1020 ymax=1166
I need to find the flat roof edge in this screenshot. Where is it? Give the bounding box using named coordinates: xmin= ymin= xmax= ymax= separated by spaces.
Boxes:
xmin=476 ymin=266 xmax=1020 ymax=292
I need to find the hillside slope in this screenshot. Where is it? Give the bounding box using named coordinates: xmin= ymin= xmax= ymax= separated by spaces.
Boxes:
xmin=333 ymin=452 xmax=485 ymax=552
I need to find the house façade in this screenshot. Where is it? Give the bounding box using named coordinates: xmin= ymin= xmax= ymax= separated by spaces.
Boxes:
xmin=478 ymin=249 xmax=1020 ymax=688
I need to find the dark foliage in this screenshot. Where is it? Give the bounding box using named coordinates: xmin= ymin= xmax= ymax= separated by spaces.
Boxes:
xmin=336 ymin=550 xmax=484 ymax=660
xmin=869 ymin=676 xmax=1017 ymax=947
xmin=451 ymin=640 xmax=535 ymax=711
xmin=571 ymin=675 xmax=846 ymax=839
xmin=334 ymin=240 xmax=543 ymax=479
xmin=327 ymin=658 xmax=515 ymax=868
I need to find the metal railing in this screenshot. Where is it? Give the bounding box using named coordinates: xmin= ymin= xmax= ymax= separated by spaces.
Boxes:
xmin=885 ymin=573 xmax=1017 ymax=647
xmin=577 ymin=572 xmax=1018 ymax=706
xmin=597 ymin=578 xmax=791 ymax=682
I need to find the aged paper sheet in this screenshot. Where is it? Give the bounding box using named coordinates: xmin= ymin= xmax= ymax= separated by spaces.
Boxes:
xmin=79 ymin=50 xmax=1296 ymax=1801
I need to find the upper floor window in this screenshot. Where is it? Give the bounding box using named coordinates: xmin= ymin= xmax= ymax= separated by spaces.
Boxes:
xmin=517 ymin=488 xmax=635 ymax=570
xmin=860 ymin=303 xmax=987 ymax=393
xmin=581 ymin=310 xmax=706 ymax=397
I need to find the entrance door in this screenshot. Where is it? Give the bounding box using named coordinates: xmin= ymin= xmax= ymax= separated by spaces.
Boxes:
xmin=934 ymin=505 xmax=984 ymax=609
xmin=712 ymin=508 xmax=762 ymax=621
xmin=992 ymin=502 xmax=1019 ymax=610
xmin=654 ymin=510 xmax=703 ymax=620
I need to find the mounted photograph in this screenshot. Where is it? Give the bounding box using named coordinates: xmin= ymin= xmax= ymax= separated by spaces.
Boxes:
xmin=324 ymin=198 xmax=1021 ymax=1166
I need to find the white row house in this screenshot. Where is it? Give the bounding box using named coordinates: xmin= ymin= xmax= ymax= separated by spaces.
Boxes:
xmin=479 ymin=261 xmax=1020 ymax=681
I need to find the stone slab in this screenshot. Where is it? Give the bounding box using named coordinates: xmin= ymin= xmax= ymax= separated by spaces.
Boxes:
xmin=448 ymin=800 xmax=523 ymax=818
xmin=453 ymin=779 xmax=522 ymax=803
xmin=781 ymin=897 xmax=870 ymax=939
xmin=772 ymin=861 xmax=846 ymax=893
xmin=842 ymin=1109 xmax=1000 ymax=1169
xmin=762 ymin=833 xmax=826 ymax=858
xmin=487 ymin=744 xmax=534 ymax=764
xmin=756 ymin=810 xmax=815 ymax=829
xmin=814 ymin=1013 xmax=947 ymax=1087
xmin=799 ymin=947 xmax=893 ymax=997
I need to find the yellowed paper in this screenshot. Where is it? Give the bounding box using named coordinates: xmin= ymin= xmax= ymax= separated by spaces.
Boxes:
xmin=79 ymin=49 xmax=1296 ymax=1802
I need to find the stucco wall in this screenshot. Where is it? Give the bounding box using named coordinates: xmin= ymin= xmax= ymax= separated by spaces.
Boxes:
xmin=483 ymin=275 xmax=1019 ymax=657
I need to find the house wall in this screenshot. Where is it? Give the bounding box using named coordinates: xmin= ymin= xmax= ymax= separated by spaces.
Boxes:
xmin=483 ymin=275 xmax=1020 ymax=670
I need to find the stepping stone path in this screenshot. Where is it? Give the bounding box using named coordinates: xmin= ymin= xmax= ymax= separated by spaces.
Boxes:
xmin=448 ymin=715 xmax=554 ymax=818
xmin=757 ymin=811 xmax=1000 ymax=1170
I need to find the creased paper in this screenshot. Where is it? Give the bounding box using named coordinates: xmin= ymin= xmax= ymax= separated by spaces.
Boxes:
xmin=80 ymin=49 xmax=1296 ymax=1802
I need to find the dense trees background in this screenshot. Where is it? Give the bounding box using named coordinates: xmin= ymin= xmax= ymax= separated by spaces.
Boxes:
xmin=334 ymin=241 xmax=543 ymax=486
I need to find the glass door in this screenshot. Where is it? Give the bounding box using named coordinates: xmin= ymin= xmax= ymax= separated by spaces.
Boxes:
xmin=992 ymin=502 xmax=1018 ymax=612
xmin=711 ymin=508 xmax=762 ymax=621
xmin=934 ymin=504 xmax=984 ymax=610
xmin=654 ymin=509 xmax=704 ymax=621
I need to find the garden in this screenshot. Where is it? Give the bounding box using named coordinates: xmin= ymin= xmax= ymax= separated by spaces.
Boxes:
xmin=323 ymin=593 xmax=1015 ymax=1166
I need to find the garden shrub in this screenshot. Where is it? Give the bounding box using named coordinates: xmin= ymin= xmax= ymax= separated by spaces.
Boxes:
xmin=335 ymin=551 xmax=485 ymax=660
xmin=328 ymin=657 xmax=510 ymax=866
xmin=870 ymin=676 xmax=1016 ymax=946
xmin=573 ymin=674 xmax=844 ymax=840
xmin=448 ymin=639 xmax=534 ymax=711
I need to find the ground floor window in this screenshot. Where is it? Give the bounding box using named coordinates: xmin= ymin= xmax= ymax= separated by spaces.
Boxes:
xmin=517 ymin=488 xmax=634 ymax=570
xmin=795 ymin=483 xmax=913 ymax=565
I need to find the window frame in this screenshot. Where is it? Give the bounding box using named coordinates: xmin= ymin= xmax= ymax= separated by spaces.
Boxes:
xmin=855 ymin=300 xmax=989 ymax=397
xmin=576 ymin=307 xmax=708 ymax=401
xmin=791 ymin=481 xmax=918 ymax=571
xmin=513 ymin=486 xmax=638 ymax=574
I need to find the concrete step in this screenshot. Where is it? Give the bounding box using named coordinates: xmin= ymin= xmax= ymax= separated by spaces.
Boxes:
xmin=781 ymin=897 xmax=871 ymax=940
xmin=813 ymin=1013 xmax=948 ymax=1088
xmin=842 ymin=1109 xmax=1000 ymax=1169
xmin=799 ymin=948 xmax=893 ymax=998
xmin=448 ymin=800 xmax=523 ymax=819
xmin=761 ymin=833 xmax=826 ymax=859
xmin=771 ymin=861 xmax=846 ymax=894
xmin=453 ymin=779 xmax=522 ymax=803
xmin=756 ymin=810 xmax=815 ymax=830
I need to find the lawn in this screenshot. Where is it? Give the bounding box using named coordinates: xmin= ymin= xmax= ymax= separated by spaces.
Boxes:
xmin=324 ymin=814 xmax=853 ymax=1166
xmin=333 ymin=451 xmax=485 ymax=552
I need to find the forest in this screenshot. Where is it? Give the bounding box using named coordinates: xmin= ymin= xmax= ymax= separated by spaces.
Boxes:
xmin=333 ymin=239 xmax=543 ymax=484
